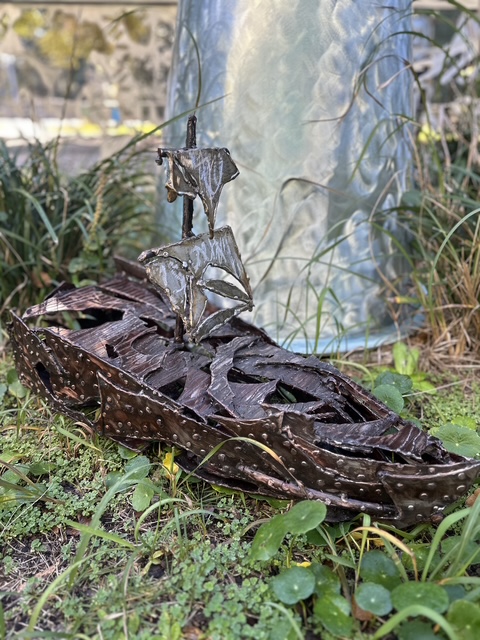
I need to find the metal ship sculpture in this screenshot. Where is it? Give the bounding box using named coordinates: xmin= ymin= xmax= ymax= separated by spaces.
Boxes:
xmin=9 ymin=117 xmax=480 ymax=526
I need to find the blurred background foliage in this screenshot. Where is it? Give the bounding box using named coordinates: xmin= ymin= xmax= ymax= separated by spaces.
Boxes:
xmin=0 ymin=1 xmax=480 ymax=360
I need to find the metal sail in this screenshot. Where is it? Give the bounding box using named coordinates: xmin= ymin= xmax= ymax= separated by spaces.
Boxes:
xmin=139 ymin=226 xmax=253 ymax=341
xmin=158 ymin=147 xmax=239 ymax=236
xmin=140 ymin=142 xmax=253 ymax=341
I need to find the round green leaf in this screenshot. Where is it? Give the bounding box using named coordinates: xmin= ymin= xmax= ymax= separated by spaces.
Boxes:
xmin=397 ymin=619 xmax=439 ymax=640
xmin=444 ymin=584 xmax=466 ymax=604
xmin=447 ymin=599 xmax=480 ymax=640
xmin=310 ymin=563 xmax=341 ymax=598
xmin=355 ymin=582 xmax=392 ymax=616
xmin=250 ymin=514 xmax=288 ymax=562
xmin=450 ymin=416 xmax=477 ymax=430
xmin=124 ymin=455 xmax=151 ymax=480
xmin=374 ymin=371 xmax=413 ymax=395
xmin=313 ymin=593 xmax=354 ymax=638
xmin=391 ymin=582 xmax=449 ymax=614
xmin=282 ymin=500 xmax=327 ymax=534
xmin=373 ymin=384 xmax=404 ymax=413
xmin=359 ymin=551 xmax=401 ymax=590
xmin=131 ymin=478 xmax=155 ymax=512
xmin=105 ymin=470 xmax=129 ymax=493
xmin=441 ymin=536 xmax=480 ymax=568
xmin=433 ymin=424 xmax=480 ymax=459
xmin=401 ymin=543 xmax=440 ymax=574
xmin=271 ymin=566 xmax=315 ymax=605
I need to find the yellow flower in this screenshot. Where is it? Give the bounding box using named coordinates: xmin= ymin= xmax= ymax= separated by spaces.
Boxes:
xmin=162 ymin=451 xmax=179 ymax=478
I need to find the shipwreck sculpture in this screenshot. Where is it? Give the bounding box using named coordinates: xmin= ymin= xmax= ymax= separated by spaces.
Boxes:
xmin=9 ymin=116 xmax=480 ymax=526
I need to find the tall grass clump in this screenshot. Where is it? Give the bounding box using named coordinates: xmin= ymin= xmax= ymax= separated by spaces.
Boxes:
xmin=405 ymin=3 xmax=480 ymax=360
xmin=0 ymin=136 xmax=156 ymax=317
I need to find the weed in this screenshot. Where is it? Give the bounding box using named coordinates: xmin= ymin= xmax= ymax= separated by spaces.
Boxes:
xmin=0 ymin=136 xmax=155 ymax=317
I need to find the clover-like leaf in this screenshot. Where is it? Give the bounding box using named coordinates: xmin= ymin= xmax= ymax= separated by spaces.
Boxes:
xmin=354 ymin=582 xmax=392 ymax=617
xmin=450 ymin=416 xmax=477 ymax=430
xmin=249 ymin=514 xmax=288 ymax=562
xmin=373 ymin=384 xmax=404 ymax=413
xmin=359 ymin=550 xmax=402 ymax=590
xmin=282 ymin=501 xmax=327 ymax=534
xmin=310 ymin=563 xmax=341 ymax=598
xmin=374 ymin=371 xmax=413 ymax=395
xmin=391 ymin=582 xmax=449 ymax=614
xmin=444 ymin=584 xmax=466 ymax=604
xmin=447 ymin=599 xmax=480 ymax=640
xmin=441 ymin=536 xmax=480 ymax=568
xmin=313 ymin=593 xmax=354 ymax=638
xmin=397 ymin=619 xmax=438 ymax=640
xmin=432 ymin=424 xmax=480 ymax=459
xmin=124 ymin=455 xmax=151 ymax=480
xmin=131 ymin=478 xmax=155 ymax=512
xmin=271 ymin=566 xmax=316 ymax=605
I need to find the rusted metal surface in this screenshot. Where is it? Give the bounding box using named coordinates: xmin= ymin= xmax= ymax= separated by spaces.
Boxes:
xmin=9 ymin=262 xmax=480 ymax=525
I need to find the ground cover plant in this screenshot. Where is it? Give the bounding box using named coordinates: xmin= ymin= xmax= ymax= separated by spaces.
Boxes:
xmin=0 ymin=351 xmax=480 ymax=639
xmin=2 ymin=3 xmax=480 ymax=638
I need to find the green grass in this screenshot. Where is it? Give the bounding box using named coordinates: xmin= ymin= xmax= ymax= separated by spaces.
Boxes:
xmin=0 ymin=135 xmax=156 ymax=318
xmin=2 ymin=4 xmax=480 ymax=637
xmin=1 ymin=353 xmax=479 ymax=640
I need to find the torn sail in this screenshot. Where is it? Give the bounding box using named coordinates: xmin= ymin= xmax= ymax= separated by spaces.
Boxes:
xmin=138 ymin=226 xmax=253 ymax=341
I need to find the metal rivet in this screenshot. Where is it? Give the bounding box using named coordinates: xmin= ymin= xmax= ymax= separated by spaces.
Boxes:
xmin=456 ymin=485 xmax=466 ymax=492
xmin=420 ymin=493 xmax=428 ymax=499
xmin=407 ymin=505 xmax=414 ymax=511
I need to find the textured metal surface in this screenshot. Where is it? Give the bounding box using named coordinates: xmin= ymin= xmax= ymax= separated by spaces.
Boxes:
xmin=139 ymin=226 xmax=253 ymax=341
xmin=163 ymin=0 xmax=414 ymax=352
xmin=9 ymin=264 xmax=480 ymax=526
xmin=157 ymin=147 xmax=239 ymax=235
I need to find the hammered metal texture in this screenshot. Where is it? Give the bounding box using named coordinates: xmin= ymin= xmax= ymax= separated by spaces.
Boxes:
xmin=9 ymin=263 xmax=480 ymax=526
xmin=163 ymin=1 xmax=414 ymax=352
